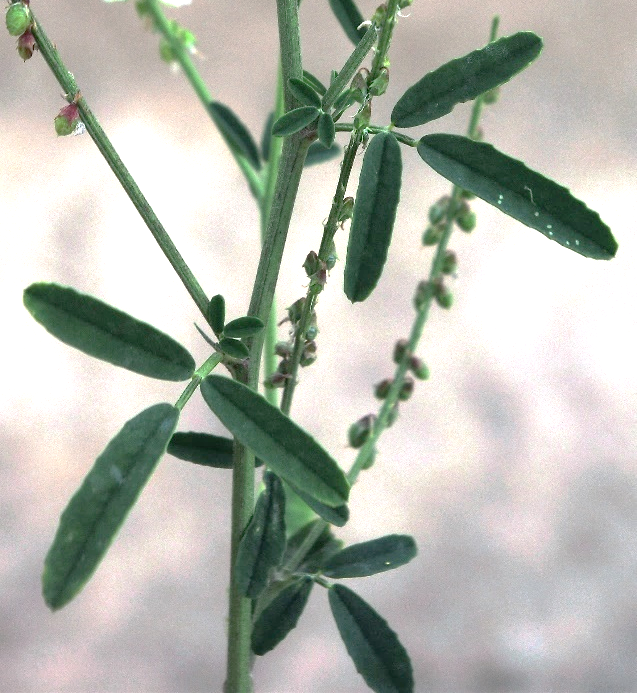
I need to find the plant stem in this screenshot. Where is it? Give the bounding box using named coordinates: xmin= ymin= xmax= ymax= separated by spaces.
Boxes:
xmin=30 ymin=10 xmax=211 ymax=324
xmin=144 ymin=0 xmax=263 ymax=198
xmin=174 ymin=352 xmax=223 ymax=411
xmin=224 ymin=1 xmax=306 ymax=691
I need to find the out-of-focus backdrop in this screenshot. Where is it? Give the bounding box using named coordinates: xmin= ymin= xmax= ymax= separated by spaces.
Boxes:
xmin=1 ymin=1 xmax=636 ymax=691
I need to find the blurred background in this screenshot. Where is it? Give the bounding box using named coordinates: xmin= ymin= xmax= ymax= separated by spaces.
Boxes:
xmin=1 ymin=0 xmax=636 ymax=691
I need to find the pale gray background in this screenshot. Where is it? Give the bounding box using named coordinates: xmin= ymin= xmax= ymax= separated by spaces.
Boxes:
xmin=1 ymin=0 xmax=636 ymax=691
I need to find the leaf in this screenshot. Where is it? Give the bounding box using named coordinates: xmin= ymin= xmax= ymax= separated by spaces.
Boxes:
xmin=167 ymin=432 xmax=233 ymax=468
xmin=317 ymin=111 xmax=336 ymax=149
xmin=200 ymin=375 xmax=349 ymax=507
xmin=417 ymin=134 xmax=618 ymax=259
xmin=42 ymin=404 xmax=179 ymax=610
xmin=305 ymin=141 xmax=342 ymax=167
xmin=303 ymin=70 xmax=327 ymax=96
xmin=207 ymin=101 xmax=261 ymax=169
xmin=391 ymin=32 xmax=543 ymax=128
xmin=344 ymin=132 xmax=402 ymax=302
xmin=251 ymin=577 xmax=314 ymax=655
xmin=284 ymin=519 xmax=344 ymax=573
xmin=235 ymin=472 xmax=286 ymax=599
xmin=223 ymin=316 xmax=265 ymax=339
xmin=329 ymin=584 xmax=414 ymax=693
xmin=207 ymin=294 xmax=225 ymax=336
xmin=323 ymin=534 xmax=417 ymax=578
xmin=288 ymin=77 xmax=322 ymax=108
xmin=219 ymin=337 xmax=249 ymax=359
xmin=286 ymin=481 xmax=349 ymax=527
xmin=261 ymin=111 xmax=274 ymax=162
xmin=328 ymin=0 xmax=366 ymax=45
xmin=272 ymin=106 xmax=320 ymax=137
xmin=24 ymin=283 xmax=195 ymax=381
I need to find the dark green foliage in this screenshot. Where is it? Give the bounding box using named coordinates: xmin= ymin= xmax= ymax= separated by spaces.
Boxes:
xmin=286 ymin=482 xmax=349 ymax=526
xmin=344 ymin=132 xmax=402 ymax=302
xmin=317 ymin=111 xmax=336 ymax=149
xmin=323 ymin=534 xmax=417 ymax=578
xmin=302 ymin=69 xmax=327 ymax=96
xmin=328 ymin=0 xmax=366 ymax=45
xmin=288 ymin=77 xmax=323 ymax=108
xmin=329 ymin=584 xmax=414 ymax=693
xmin=305 ymin=141 xmax=342 ymax=166
xmin=167 ymin=432 xmax=233 ymax=468
xmin=284 ymin=519 xmax=344 ymax=573
xmin=251 ymin=577 xmax=313 ymax=655
xmin=43 ymin=404 xmax=179 ymax=610
xmin=235 ymin=472 xmax=286 ymax=599
xmin=23 ymin=283 xmax=195 ymax=381
xmin=417 ymin=134 xmax=618 ymax=259
xmin=391 ymin=32 xmax=543 ymax=127
xmin=261 ymin=111 xmax=274 ymax=162
xmin=207 ymin=294 xmax=225 ymax=336
xmin=207 ymin=101 xmax=261 ymax=169
xmin=200 ymin=376 xmax=350 ymax=507
xmin=219 ymin=337 xmax=249 ymax=359
xmin=272 ymin=106 xmax=320 ymax=137
xmin=223 ymin=316 xmax=265 ymax=339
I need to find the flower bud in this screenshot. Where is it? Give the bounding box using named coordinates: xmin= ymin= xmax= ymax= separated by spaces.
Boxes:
xmin=301 ymin=340 xmax=317 ymax=366
xmin=398 ymin=377 xmax=414 ymax=401
xmin=372 ymin=4 xmax=387 ymax=24
xmin=350 ymin=69 xmax=368 ymax=103
xmin=338 ymin=197 xmax=354 ymax=225
xmin=275 ymin=341 xmax=292 ymax=358
xmin=54 ymin=103 xmax=81 ymax=137
xmin=374 ymin=379 xmax=392 ymax=399
xmin=456 ymin=210 xmax=477 ymax=232
xmin=16 ymin=29 xmax=35 ymax=61
xmin=422 ymin=225 xmax=443 ymax=246
xmin=305 ymin=324 xmax=318 ymax=341
xmin=303 ymin=250 xmax=320 ymax=277
xmin=354 ymin=101 xmax=372 ymax=130
xmin=442 ymin=250 xmax=457 ymax=275
xmin=434 ymin=281 xmax=453 ymax=309
xmin=393 ymin=339 xmax=409 ymax=364
xmin=325 ymin=252 xmax=337 ymax=270
xmin=6 ymin=2 xmax=31 ymax=37
xmin=286 ymin=297 xmax=305 ymax=324
xmin=413 ymin=280 xmax=431 ymax=310
xmin=409 ymin=356 xmax=430 ymax=380
xmin=399 ymin=0 xmax=414 ymax=7
xmin=368 ymin=67 xmax=389 ymax=97
xmin=348 ymin=414 xmax=376 ymax=448
xmin=264 ymin=372 xmax=289 ymax=389
xmin=428 ymin=196 xmax=449 ymax=224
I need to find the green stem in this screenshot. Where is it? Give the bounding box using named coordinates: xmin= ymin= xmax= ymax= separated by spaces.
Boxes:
xmin=224 ymin=2 xmax=306 ymax=691
xmin=174 ymin=352 xmax=223 ymax=411
xmin=336 ymin=122 xmax=418 ymax=147
xmin=30 ymin=10 xmax=211 ymax=323
xmin=144 ymin=0 xmax=263 ymax=198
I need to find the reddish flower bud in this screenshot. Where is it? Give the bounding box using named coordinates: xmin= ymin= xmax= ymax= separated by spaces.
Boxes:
xmin=16 ymin=29 xmax=35 ymax=61
xmin=54 ymin=103 xmax=81 ymax=137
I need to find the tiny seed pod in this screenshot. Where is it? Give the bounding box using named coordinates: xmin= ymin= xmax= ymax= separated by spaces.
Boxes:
xmin=435 ymin=282 xmax=453 ymax=309
xmin=374 ymin=379 xmax=392 ymax=400
xmin=428 ymin=196 xmax=450 ymax=224
xmin=16 ymin=30 xmax=35 ymax=61
xmin=6 ymin=2 xmax=31 ymax=37
xmin=456 ymin=210 xmax=477 ymax=232
xmin=348 ymin=414 xmax=376 ymax=449
xmin=398 ymin=377 xmax=414 ymax=401
xmin=409 ymin=356 xmax=430 ymax=381
xmin=422 ymin=225 xmax=443 ymax=246
xmin=442 ymin=250 xmax=457 ymax=275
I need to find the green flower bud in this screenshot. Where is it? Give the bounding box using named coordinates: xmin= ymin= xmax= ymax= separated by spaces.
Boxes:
xmin=435 ymin=281 xmax=453 ymax=309
xmin=413 ymin=280 xmax=432 ymax=310
xmin=369 ymin=67 xmax=389 ymax=97
xmin=456 ymin=210 xmax=477 ymax=232
xmin=374 ymin=379 xmax=392 ymax=399
xmin=264 ymin=372 xmax=289 ymax=389
xmin=305 ymin=324 xmax=318 ymax=341
xmin=274 ymin=341 xmax=292 ymax=358
xmin=398 ymin=377 xmax=414 ymax=401
xmin=393 ymin=339 xmax=409 ymax=364
xmin=54 ymin=103 xmax=81 ymax=137
xmin=303 ymin=250 xmax=320 ymax=277
xmin=325 ymin=252 xmax=337 ymax=270
xmin=422 ymin=225 xmax=443 ymax=246
xmin=372 ymin=4 xmax=387 ymax=24
xmin=428 ymin=196 xmax=449 ymax=224
xmin=286 ymin=297 xmax=305 ymax=324
xmin=301 ymin=340 xmax=317 ymax=366
xmin=354 ymin=101 xmax=372 ymax=130
xmin=442 ymin=250 xmax=457 ymax=275
xmin=409 ymin=356 xmax=430 ymax=380
xmin=348 ymin=414 xmax=376 ymax=449
xmin=300 ymin=353 xmax=317 ymax=368
xmin=16 ymin=30 xmax=35 ymax=61
xmin=6 ymin=2 xmax=31 ymax=37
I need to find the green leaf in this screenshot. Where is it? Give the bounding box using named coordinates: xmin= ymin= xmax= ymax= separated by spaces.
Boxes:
xmin=288 ymin=77 xmax=322 ymax=108
xmin=391 ymin=32 xmax=543 ymax=128
xmin=43 ymin=404 xmax=179 ymax=610
xmin=167 ymin=432 xmax=233 ymax=468
xmin=329 ymin=584 xmax=414 ymax=693
xmin=305 ymin=141 xmax=342 ymax=167
xmin=222 ymin=316 xmax=265 ymax=339
xmin=261 ymin=111 xmax=274 ymax=162
xmin=200 ymin=375 xmax=350 ymax=507
xmin=207 ymin=294 xmax=225 ymax=336
xmin=323 ymin=534 xmax=417 ymax=578
xmin=284 ymin=519 xmax=344 ymax=573
xmin=272 ymin=106 xmax=320 ymax=137
xmin=252 ymin=577 xmax=314 ymax=655
xmin=328 ymin=0 xmax=366 ymax=45
xmin=287 ymin=481 xmax=349 ymax=527
xmin=24 ymin=283 xmax=195 ymax=381
xmin=317 ymin=111 xmax=336 ymax=149
xmin=417 ymin=134 xmax=617 ymax=259
xmin=219 ymin=337 xmax=249 ymax=359
xmin=344 ymin=132 xmax=402 ymax=302
xmin=303 ymin=70 xmax=327 ymax=96
xmin=235 ymin=472 xmax=286 ymax=599
xmin=207 ymin=101 xmax=261 ymax=169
